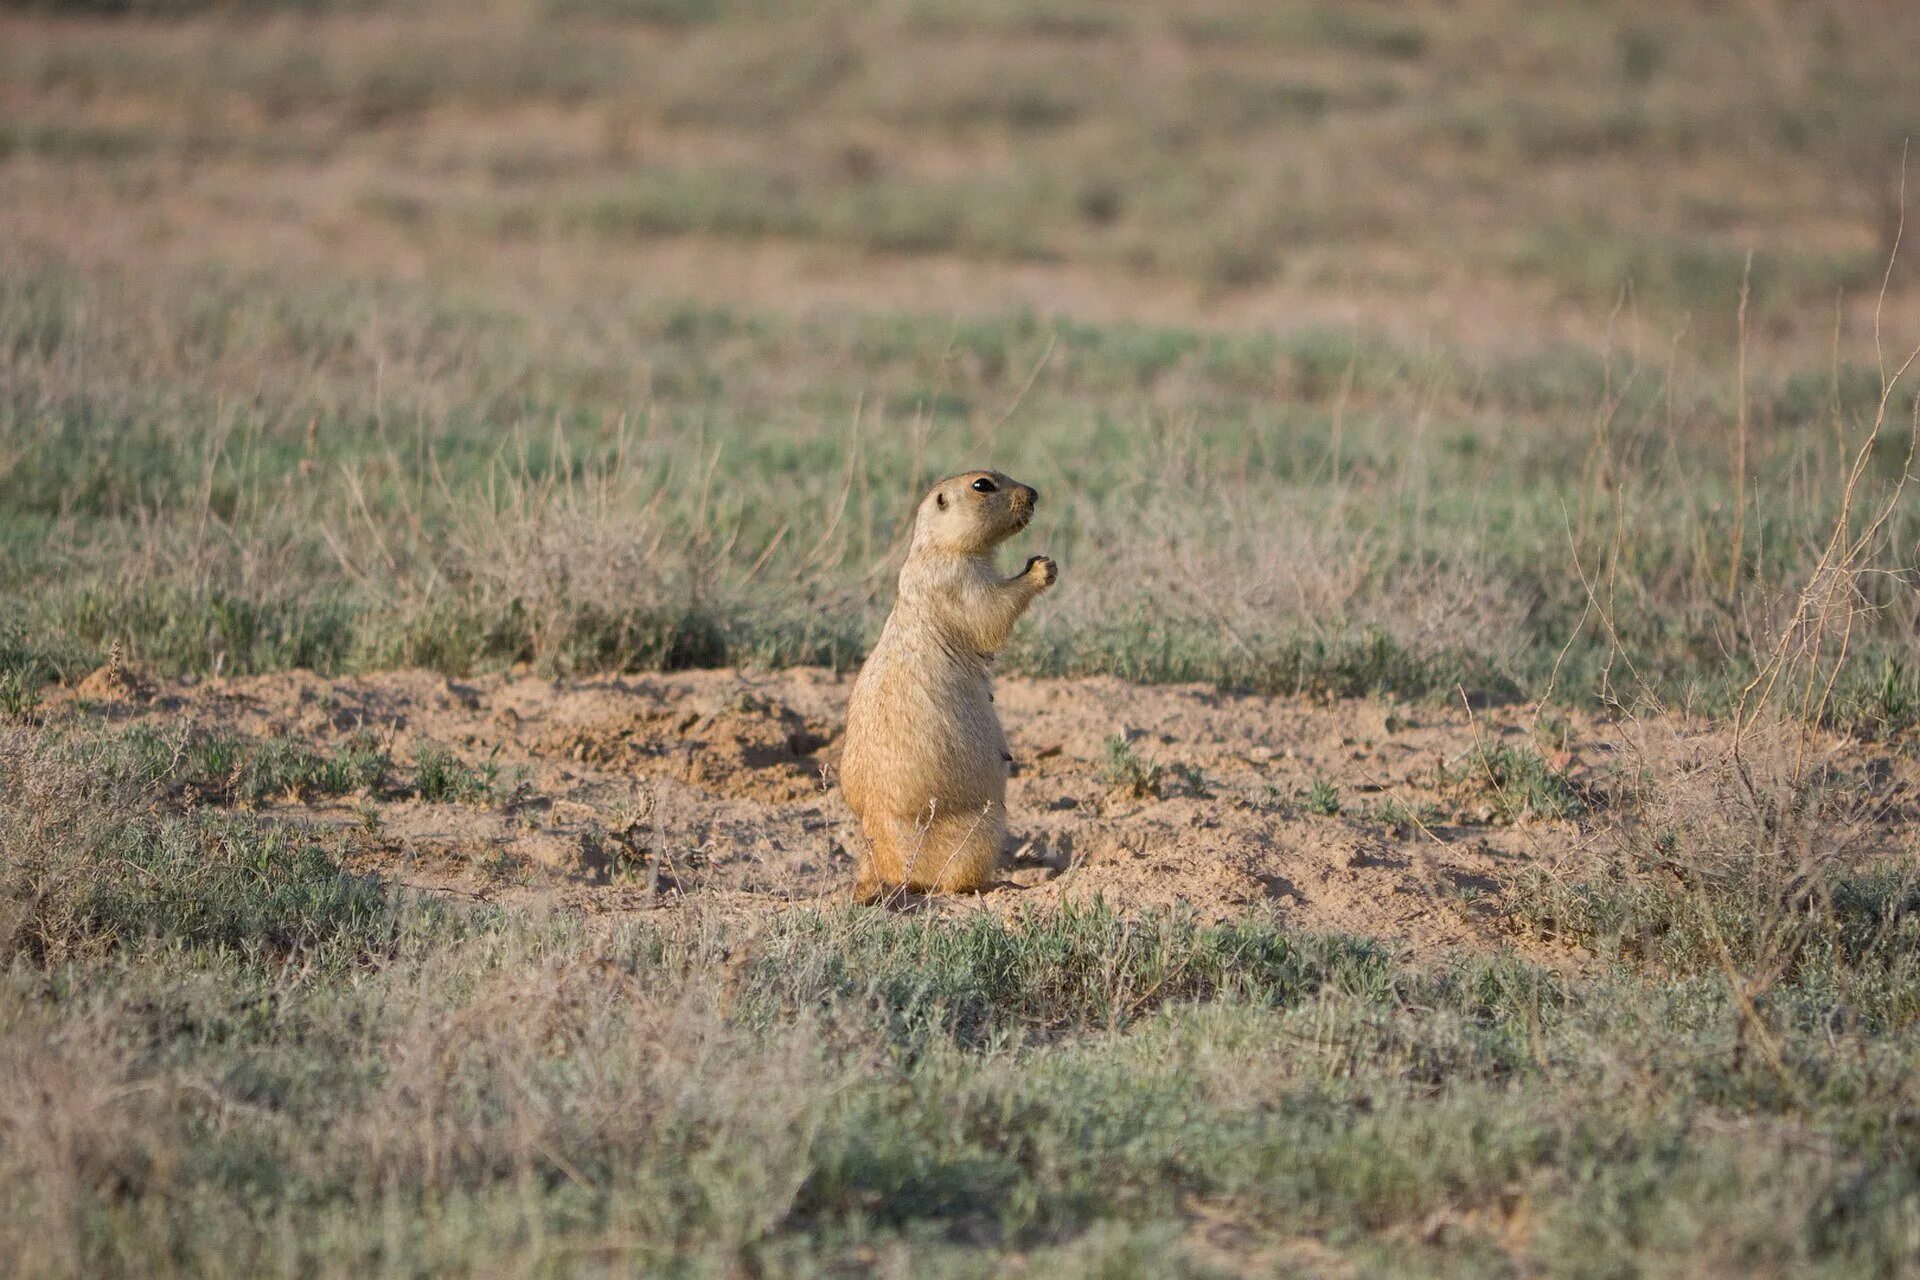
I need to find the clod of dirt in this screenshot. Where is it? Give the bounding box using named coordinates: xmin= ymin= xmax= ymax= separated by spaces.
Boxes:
xmin=70 ymin=658 xmax=153 ymax=706
xmin=673 ymin=692 xmax=833 ymax=803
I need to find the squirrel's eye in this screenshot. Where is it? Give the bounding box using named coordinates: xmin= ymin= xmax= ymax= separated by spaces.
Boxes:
xmin=971 ymin=477 xmax=998 ymax=493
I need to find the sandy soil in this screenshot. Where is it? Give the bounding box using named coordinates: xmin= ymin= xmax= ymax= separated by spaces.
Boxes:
xmin=44 ymin=663 xmax=1716 ymax=961
xmin=46 ymin=661 xmax=1920 ymax=963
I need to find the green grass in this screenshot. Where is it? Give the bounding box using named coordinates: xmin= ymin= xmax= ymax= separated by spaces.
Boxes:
xmin=1095 ymin=735 xmax=1206 ymax=801
xmin=5 ymin=728 xmax=1920 ymax=1276
xmin=1361 ymin=796 xmax=1443 ymax=832
xmin=1097 ymin=734 xmax=1164 ymax=798
xmin=0 ymin=670 xmax=41 ymax=723
xmin=411 ymin=741 xmax=497 ymax=804
xmin=1303 ymin=775 xmax=1343 ymax=818
xmin=101 ymin=724 xmax=391 ymax=805
xmin=1451 ymin=743 xmax=1588 ymax=824
xmin=2 ymin=258 xmax=1915 ymax=728
xmin=2 ymin=730 xmax=410 ymax=967
xmin=1519 ymin=864 xmax=1920 ymax=1003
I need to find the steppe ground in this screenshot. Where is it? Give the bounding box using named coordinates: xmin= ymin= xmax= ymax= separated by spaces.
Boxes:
xmin=5 ymin=1 xmax=1920 ymax=1276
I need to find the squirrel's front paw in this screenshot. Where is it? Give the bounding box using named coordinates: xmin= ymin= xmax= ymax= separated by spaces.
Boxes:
xmin=1024 ymin=555 xmax=1058 ymax=588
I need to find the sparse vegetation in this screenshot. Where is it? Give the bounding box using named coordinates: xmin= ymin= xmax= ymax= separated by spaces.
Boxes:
xmin=412 ymin=742 xmax=497 ymax=803
xmin=1098 ymin=734 xmax=1163 ymax=798
xmin=1098 ymin=736 xmax=1208 ymax=800
xmin=7 ymin=729 xmax=1920 ymax=1276
xmin=1 ymin=730 xmax=406 ymax=968
xmin=0 ymin=671 xmax=40 ymax=724
xmin=0 ymin=2 xmax=1918 ymax=725
xmin=1 ymin=260 xmax=1915 ymax=715
xmin=1303 ymin=775 xmax=1342 ymax=817
xmin=1361 ymin=796 xmax=1443 ymax=832
xmin=1452 ymin=742 xmax=1587 ymax=824
xmin=101 ymin=725 xmax=391 ymax=804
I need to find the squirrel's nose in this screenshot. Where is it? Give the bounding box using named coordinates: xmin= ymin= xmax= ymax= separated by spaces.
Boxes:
xmin=1021 ymin=484 xmax=1039 ymax=506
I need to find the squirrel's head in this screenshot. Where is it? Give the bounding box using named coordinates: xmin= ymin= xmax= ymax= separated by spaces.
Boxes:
xmin=910 ymin=470 xmax=1039 ymax=556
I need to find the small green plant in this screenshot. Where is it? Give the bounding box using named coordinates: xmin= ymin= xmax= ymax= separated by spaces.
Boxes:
xmin=414 ymin=742 xmax=498 ymax=803
xmin=1871 ymin=656 xmax=1918 ymax=729
xmin=327 ymin=734 xmax=392 ymax=793
xmin=1831 ymin=655 xmax=1920 ymax=740
xmin=1454 ymin=742 xmax=1584 ymax=822
xmin=198 ymin=736 xmax=242 ymax=788
xmin=1533 ymin=708 xmax=1575 ymax=755
xmin=1256 ymin=781 xmax=1295 ymax=813
xmin=211 ymin=734 xmax=388 ymax=804
xmin=1096 ymin=738 xmax=1209 ymax=799
xmin=104 ymin=723 xmax=186 ymax=787
xmin=495 ymin=764 xmax=537 ymax=811
xmin=1303 ymin=776 xmax=1341 ymax=817
xmin=0 ymin=669 xmax=41 ymax=723
xmin=1362 ymin=796 xmax=1441 ymax=831
xmin=1099 ymin=734 xmax=1165 ymax=798
xmin=237 ymin=734 xmax=391 ymax=804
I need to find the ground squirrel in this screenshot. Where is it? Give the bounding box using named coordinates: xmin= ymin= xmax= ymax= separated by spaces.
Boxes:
xmin=839 ymin=469 xmax=1057 ymax=899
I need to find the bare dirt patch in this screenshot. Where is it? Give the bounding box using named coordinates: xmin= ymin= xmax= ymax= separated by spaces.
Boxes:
xmin=46 ymin=665 xmax=1916 ymax=961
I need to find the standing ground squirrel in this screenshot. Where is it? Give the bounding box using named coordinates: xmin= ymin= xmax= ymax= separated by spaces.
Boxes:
xmin=839 ymin=469 xmax=1057 ymax=899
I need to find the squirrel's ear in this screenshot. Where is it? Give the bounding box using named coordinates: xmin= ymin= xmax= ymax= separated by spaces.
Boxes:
xmin=935 ymin=492 xmax=947 ymax=509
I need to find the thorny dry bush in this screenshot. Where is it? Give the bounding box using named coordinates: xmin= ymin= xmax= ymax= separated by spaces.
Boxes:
xmin=1528 ymin=292 xmax=1920 ymax=1016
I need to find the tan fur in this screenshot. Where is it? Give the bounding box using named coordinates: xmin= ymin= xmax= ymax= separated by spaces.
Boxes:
xmin=839 ymin=470 xmax=1057 ymax=898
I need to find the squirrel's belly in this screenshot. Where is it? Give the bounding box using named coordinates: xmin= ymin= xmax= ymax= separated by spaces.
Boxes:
xmin=849 ymin=648 xmax=1005 ymax=814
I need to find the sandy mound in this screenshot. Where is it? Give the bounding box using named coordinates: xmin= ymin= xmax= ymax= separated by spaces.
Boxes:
xmin=54 ymin=662 xmax=1917 ymax=961
xmin=38 ymin=664 xmax=1740 ymax=960
xmin=67 ymin=656 xmax=154 ymax=707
